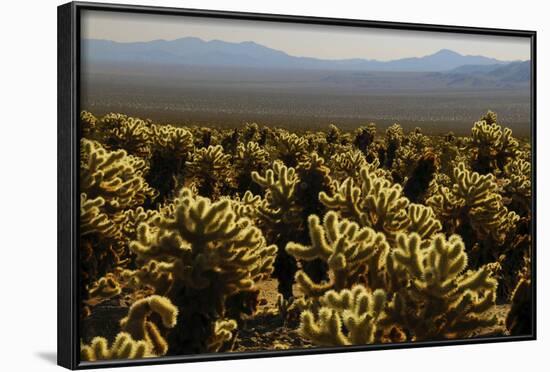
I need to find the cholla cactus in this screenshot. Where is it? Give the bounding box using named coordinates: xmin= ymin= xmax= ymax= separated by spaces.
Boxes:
xmin=81 ymin=295 xmax=177 ymax=361
xmin=242 ymin=122 xmax=261 ymax=142
xmin=385 ymin=233 xmax=498 ymax=340
xmin=407 ymin=203 xmax=442 ymax=240
xmin=186 ymin=145 xmax=233 ymax=198
xmin=384 ymin=123 xmax=404 ymax=168
xmin=87 ymin=273 xmax=122 ymax=302
xmin=506 ymin=268 xmax=532 ymax=336
xmin=225 ymin=191 xmax=262 ymax=221
xmin=148 ymin=124 xmax=194 ymax=201
xmin=470 ymin=111 xmax=519 ymax=174
xmin=120 ymin=260 xmax=174 ymax=296
xmin=329 ymin=149 xmax=369 ymax=181
xmin=354 ymin=123 xmax=377 ymax=157
xmin=252 ymin=161 xmax=302 ymax=298
xmin=274 ymin=131 xmax=309 ymax=167
xmin=81 ymin=110 xmax=99 ymax=138
xmin=320 ymin=166 xmax=410 ymax=241
xmin=252 ymin=161 xmax=302 ymax=227
xmin=503 ymin=157 xmax=531 ymax=215
xmin=80 ymin=333 xmax=152 ymax=361
xmin=97 ymin=113 xmax=153 ymax=159
xmin=129 ymin=188 xmax=276 ymax=354
xmin=80 ymin=194 xmax=120 ymax=240
xmin=150 ymin=124 xmax=193 ymax=160
xmin=235 ymin=141 xmax=270 ymax=194
xmin=326 ymin=124 xmax=341 ymax=144
xmin=427 ymin=162 xmax=519 ymax=245
xmin=402 ymin=151 xmax=438 ymax=203
xmin=300 ymin=285 xmax=387 ymax=346
xmin=80 ymin=139 xmax=157 ymax=213
xmin=296 ymin=152 xmax=334 ymax=219
xmin=286 ymin=212 xmax=389 ymax=297
xmin=80 ymin=193 xmax=126 ymax=315
xmin=391 ymin=128 xmax=432 ymax=184
xmin=119 ymin=295 xmax=178 ymax=356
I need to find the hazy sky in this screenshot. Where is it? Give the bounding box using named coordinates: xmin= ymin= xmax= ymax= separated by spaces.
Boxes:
xmin=81 ymin=10 xmax=531 ymax=61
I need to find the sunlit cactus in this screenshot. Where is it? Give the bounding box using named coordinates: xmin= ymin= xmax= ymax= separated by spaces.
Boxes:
xmin=406 ymin=203 xmax=442 ymax=240
xmin=506 ymin=257 xmax=532 ymax=336
xmin=252 ymin=161 xmax=302 ymax=298
xmin=80 ymin=110 xmax=99 ymax=138
xmin=470 ymin=111 xmax=519 ymax=174
xmin=224 ymin=190 xmax=262 ymax=221
xmin=286 ymin=211 xmax=389 ymax=297
xmin=80 ymin=333 xmax=152 ymax=361
xmin=329 ymin=149 xmax=368 ymax=181
xmin=80 ymin=193 xmax=120 ymax=240
xmin=354 ymin=123 xmax=377 ymax=157
xmin=146 ymin=124 xmax=194 ymax=201
xmin=385 ymin=232 xmax=498 ymax=340
xmin=300 ymin=285 xmax=387 ymax=346
xmin=119 ymin=295 xmax=178 ymax=356
xmin=252 ymin=161 xmax=302 ymax=227
xmin=77 ymin=109 xmax=531 ymax=354
xmin=320 ymin=166 xmax=410 ymax=241
xmin=326 ymin=123 xmax=341 ymax=144
xmin=186 ymin=144 xmax=233 ymax=198
xmin=80 ymin=139 xmax=157 ymax=213
xmin=87 ymin=273 xmax=122 ymax=302
xmin=274 ymin=131 xmax=309 ymax=167
xmin=384 ymin=123 xmax=404 ymax=168
xmin=120 ymin=260 xmax=174 ymax=296
xmin=235 ymin=141 xmax=270 ymax=194
xmin=129 ymin=188 xmax=276 ymax=354
xmin=242 ymin=122 xmax=261 ymax=143
xmin=503 ymin=157 xmax=531 ymax=215
xmin=427 ymin=162 xmax=519 ymax=246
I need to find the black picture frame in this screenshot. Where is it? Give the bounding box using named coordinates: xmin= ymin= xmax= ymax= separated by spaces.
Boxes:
xmin=58 ymin=1 xmax=537 ymax=369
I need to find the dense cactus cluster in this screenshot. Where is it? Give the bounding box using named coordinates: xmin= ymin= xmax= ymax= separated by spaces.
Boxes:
xmin=79 ymin=110 xmax=532 ymax=360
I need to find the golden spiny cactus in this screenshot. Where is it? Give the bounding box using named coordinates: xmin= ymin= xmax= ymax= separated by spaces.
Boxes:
xmin=320 ymin=167 xmax=410 ymax=241
xmin=384 ymin=123 xmax=404 ymax=168
xmin=129 ymin=188 xmax=276 ymax=354
xmin=80 ymin=110 xmax=98 ymax=138
xmin=407 ymin=203 xmax=442 ymax=240
xmin=427 ymin=162 xmax=519 ymax=244
xmin=329 ymin=149 xmax=369 ymax=181
xmin=80 ymin=333 xmax=151 ymax=361
xmin=470 ymin=111 xmax=519 ymax=174
xmin=286 ymin=211 xmax=389 ymax=296
xmin=80 ymin=139 xmax=157 ymax=213
xmin=235 ymin=141 xmax=270 ymax=194
xmin=503 ymin=156 xmax=531 ymax=215
xmin=300 ymin=285 xmax=387 ymax=346
xmin=186 ymin=144 xmax=233 ymax=198
xmin=119 ymin=295 xmax=178 ymax=356
xmin=87 ymin=273 xmax=122 ymax=301
xmin=80 ymin=194 xmax=120 ymax=240
xmin=275 ymin=131 xmax=309 ymax=167
xmin=252 ymin=161 xmax=302 ymax=227
xmin=385 ymin=233 xmax=498 ymax=340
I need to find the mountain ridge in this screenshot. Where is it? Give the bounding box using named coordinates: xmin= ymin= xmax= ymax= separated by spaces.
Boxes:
xmin=82 ymin=37 xmax=522 ymax=72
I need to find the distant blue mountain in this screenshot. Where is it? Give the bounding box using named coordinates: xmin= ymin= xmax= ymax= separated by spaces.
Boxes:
xmin=82 ymin=37 xmax=514 ymax=72
xmin=443 ymin=60 xmax=530 ymax=87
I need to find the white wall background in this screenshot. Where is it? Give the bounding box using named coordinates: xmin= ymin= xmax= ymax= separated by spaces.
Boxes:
xmin=0 ymin=0 xmax=545 ymax=370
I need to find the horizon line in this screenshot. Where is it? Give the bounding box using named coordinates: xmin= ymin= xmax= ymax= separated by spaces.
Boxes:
xmin=83 ymin=36 xmax=530 ymax=63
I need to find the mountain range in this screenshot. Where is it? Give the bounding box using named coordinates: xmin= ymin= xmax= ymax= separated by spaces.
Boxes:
xmin=82 ymin=37 xmax=522 ymax=73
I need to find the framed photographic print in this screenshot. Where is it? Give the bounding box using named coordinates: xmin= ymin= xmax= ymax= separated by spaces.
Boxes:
xmin=58 ymin=1 xmax=536 ymax=369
